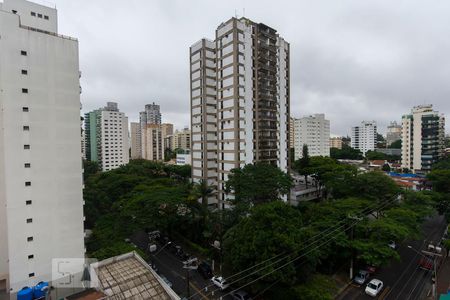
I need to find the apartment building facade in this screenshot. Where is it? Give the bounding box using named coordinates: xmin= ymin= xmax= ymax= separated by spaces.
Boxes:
xmin=0 ymin=0 xmax=84 ymax=292
xmin=386 ymin=121 xmax=402 ymax=147
xmin=351 ymin=121 xmax=377 ymax=156
xmin=84 ymin=102 xmax=129 ymax=171
xmin=172 ymin=128 xmax=191 ymax=152
xmin=190 ymin=17 xmax=290 ymax=206
xmin=330 ymin=137 xmax=343 ymax=149
xmin=142 ymin=124 xmax=164 ymax=161
xmin=293 ymin=114 xmax=330 ymax=159
xmin=130 ymin=122 xmax=141 ymax=159
xmin=401 ymin=105 xmax=445 ymax=173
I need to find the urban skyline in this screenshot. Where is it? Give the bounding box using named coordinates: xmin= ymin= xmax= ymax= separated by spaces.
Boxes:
xmin=49 ymin=0 xmax=450 ymax=136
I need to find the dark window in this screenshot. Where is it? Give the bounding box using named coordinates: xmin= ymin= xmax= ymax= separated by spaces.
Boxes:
xmin=27 ymin=236 xmax=33 ymax=242
xmin=25 ymin=181 xmax=31 ymax=186
xmin=24 ymin=163 xmax=31 ymax=168
xmin=24 ymin=145 xmax=30 ymax=150
xmin=23 ymin=126 xmax=30 ymax=131
xmin=26 ymin=218 xmax=32 ymax=223
xmin=44 ymin=15 xmax=49 ymax=20
xmin=22 ymin=88 xmax=28 ymax=93
xmin=28 ymin=255 xmax=34 ymax=259
xmin=21 ymin=50 xmax=27 ymax=56
xmin=30 ymin=12 xmax=36 ymax=16
xmin=28 ymin=273 xmax=35 ymax=278
xmin=26 ymin=200 xmax=32 ymax=205
xmin=37 ymin=13 xmax=42 ymax=18
xmin=23 ymin=107 xmax=29 ymax=112
xmin=22 ymin=69 xmax=28 ymax=75
xmin=12 ymin=10 xmax=17 ymax=14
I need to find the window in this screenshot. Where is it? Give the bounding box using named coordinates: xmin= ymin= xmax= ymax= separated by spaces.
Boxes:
xmin=21 ymin=50 xmax=27 ymax=56
xmin=30 ymin=12 xmax=36 ymax=16
xmin=26 ymin=218 xmax=32 ymax=223
xmin=37 ymin=13 xmax=42 ymax=18
xmin=28 ymin=273 xmax=35 ymax=278
xmin=28 ymin=255 xmax=34 ymax=259
xmin=25 ymin=163 xmax=31 ymax=168
xmin=44 ymin=15 xmax=49 ymax=20
xmin=25 ymin=181 xmax=31 ymax=186
xmin=23 ymin=107 xmax=29 ymax=112
xmin=24 ymin=145 xmax=30 ymax=150
xmin=23 ymin=126 xmax=30 ymax=131
xmin=27 ymin=237 xmax=33 ymax=242
xmin=26 ymin=200 xmax=32 ymax=205
xmin=22 ymin=70 xmax=28 ymax=75
xmin=12 ymin=10 xmax=17 ymax=14
xmin=22 ymin=88 xmax=28 ymax=93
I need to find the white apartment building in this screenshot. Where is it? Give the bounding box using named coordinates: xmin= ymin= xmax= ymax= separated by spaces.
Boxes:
xmin=401 ymin=105 xmax=445 ymax=173
xmin=130 ymin=122 xmax=140 ymax=159
xmin=293 ymin=114 xmax=330 ymax=159
xmin=0 ymin=0 xmax=84 ymax=293
xmin=85 ymin=102 xmax=129 ymax=172
xmin=191 ymin=17 xmax=290 ymax=207
xmin=351 ymin=121 xmax=377 ymax=156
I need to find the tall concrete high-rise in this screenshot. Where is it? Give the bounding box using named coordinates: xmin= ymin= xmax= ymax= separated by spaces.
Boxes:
xmin=293 ymin=114 xmax=330 ymax=159
xmin=84 ymin=102 xmax=129 ymax=171
xmin=386 ymin=121 xmax=402 ymax=147
xmin=401 ymin=105 xmax=445 ymax=173
xmin=130 ymin=122 xmax=141 ymax=159
xmin=0 ymin=0 xmax=84 ymax=292
xmin=351 ymin=121 xmax=377 ymax=156
xmin=190 ymin=17 xmax=290 ymax=207
xmin=172 ymin=128 xmax=191 ymax=152
xmin=330 ymin=137 xmax=343 ymax=149
xmin=138 ymin=103 xmax=164 ymax=159
xmin=142 ymin=124 xmax=164 ymax=161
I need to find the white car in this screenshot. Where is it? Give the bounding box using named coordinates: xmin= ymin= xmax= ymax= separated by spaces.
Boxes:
xmin=388 ymin=241 xmax=397 ymax=249
xmin=211 ymin=276 xmax=229 ymax=290
xmin=365 ymin=279 xmax=383 ymax=297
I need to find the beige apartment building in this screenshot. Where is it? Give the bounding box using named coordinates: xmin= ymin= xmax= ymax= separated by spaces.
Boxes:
xmin=190 ymin=17 xmax=290 ymax=207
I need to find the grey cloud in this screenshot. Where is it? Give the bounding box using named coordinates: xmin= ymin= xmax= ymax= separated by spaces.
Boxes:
xmin=55 ymin=0 xmax=449 ymax=135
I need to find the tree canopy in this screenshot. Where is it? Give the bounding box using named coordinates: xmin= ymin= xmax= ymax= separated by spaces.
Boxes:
xmin=225 ymin=163 xmax=293 ymax=205
xmin=330 ymin=145 xmax=364 ymax=160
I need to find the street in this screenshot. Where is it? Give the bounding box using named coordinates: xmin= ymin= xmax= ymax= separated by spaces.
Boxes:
xmin=131 ymin=231 xmax=233 ymax=300
xmin=337 ymin=214 xmax=447 ymax=300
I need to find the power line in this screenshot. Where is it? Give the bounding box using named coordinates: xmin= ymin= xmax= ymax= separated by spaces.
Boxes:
xmin=196 ymin=196 xmax=399 ymax=299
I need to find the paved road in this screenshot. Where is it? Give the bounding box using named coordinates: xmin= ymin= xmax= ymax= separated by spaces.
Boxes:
xmin=131 ymin=231 xmax=233 ymax=300
xmin=337 ymin=214 xmax=447 ymax=300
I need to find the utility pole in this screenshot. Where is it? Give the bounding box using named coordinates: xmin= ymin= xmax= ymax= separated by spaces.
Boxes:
xmin=348 ymin=214 xmax=362 ymax=279
xmin=183 ymin=257 xmax=198 ymax=298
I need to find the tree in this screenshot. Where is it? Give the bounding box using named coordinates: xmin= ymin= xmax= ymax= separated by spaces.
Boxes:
xmin=294 ymin=144 xmax=311 ymax=187
xmin=389 ymin=139 xmax=401 ymax=149
xmin=351 ymin=171 xmax=400 ymax=206
xmin=427 ymin=169 xmax=450 ymax=194
xmin=225 ymin=163 xmax=293 ymax=206
xmin=365 ymin=150 xmax=387 ymax=160
xmin=191 ymin=179 xmax=214 ymax=208
xmin=432 ymin=157 xmax=450 ymax=170
xmin=292 ymin=274 xmax=337 ymax=300
xmin=223 ymin=201 xmax=314 ymax=285
xmin=330 ymin=145 xmax=363 ymax=160
xmin=382 ymin=164 xmax=391 ymax=172
xmin=83 ymin=160 xmax=99 ymax=181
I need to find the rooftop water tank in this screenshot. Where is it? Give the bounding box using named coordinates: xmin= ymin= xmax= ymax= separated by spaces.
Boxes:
xmin=33 ymin=282 xmax=49 ymax=299
xmin=17 ymin=287 xmax=33 ymax=300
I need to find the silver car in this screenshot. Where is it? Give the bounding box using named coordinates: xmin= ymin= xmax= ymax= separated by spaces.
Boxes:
xmin=354 ymin=270 xmax=369 ymax=285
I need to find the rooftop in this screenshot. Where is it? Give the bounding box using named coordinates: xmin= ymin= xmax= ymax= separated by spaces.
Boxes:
xmin=91 ymin=252 xmax=179 ymax=300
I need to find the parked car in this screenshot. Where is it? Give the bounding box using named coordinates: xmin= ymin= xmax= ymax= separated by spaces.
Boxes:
xmin=388 ymin=241 xmax=397 ymax=249
xmin=232 ymin=290 xmax=252 ymax=300
xmin=211 ymin=276 xmax=229 ymax=290
xmin=419 ymin=255 xmax=434 ymax=270
xmin=197 ymin=261 xmax=213 ymax=279
xmin=365 ymin=279 xmax=383 ymax=297
xmin=353 ymin=270 xmax=369 ymax=285
xmin=365 ymin=265 xmax=377 ymax=275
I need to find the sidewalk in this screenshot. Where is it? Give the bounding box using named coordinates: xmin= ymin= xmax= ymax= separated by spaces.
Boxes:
xmin=437 ymin=257 xmax=450 ymax=296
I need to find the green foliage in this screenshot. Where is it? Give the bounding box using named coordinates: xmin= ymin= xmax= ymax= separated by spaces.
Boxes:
xmin=365 ymin=150 xmax=387 ymax=160
xmin=293 ymin=274 xmax=337 ymax=300
xmin=427 ymin=169 xmax=450 ymax=194
xmin=330 ymin=145 xmax=363 ymax=160
xmin=226 ymin=163 xmax=293 ymax=205
xmin=90 ymin=242 xmax=148 ymax=261
xmin=389 ymin=139 xmax=401 ymax=149
xmin=382 ymin=164 xmax=391 ymax=172
xmin=83 ymin=160 xmax=100 ymax=181
xmin=350 ymin=171 xmax=400 ymax=204
xmin=223 ymin=202 xmax=312 ymax=285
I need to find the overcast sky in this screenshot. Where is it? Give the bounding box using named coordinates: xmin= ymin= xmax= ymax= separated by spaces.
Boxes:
xmin=53 ymin=0 xmax=449 ymax=136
